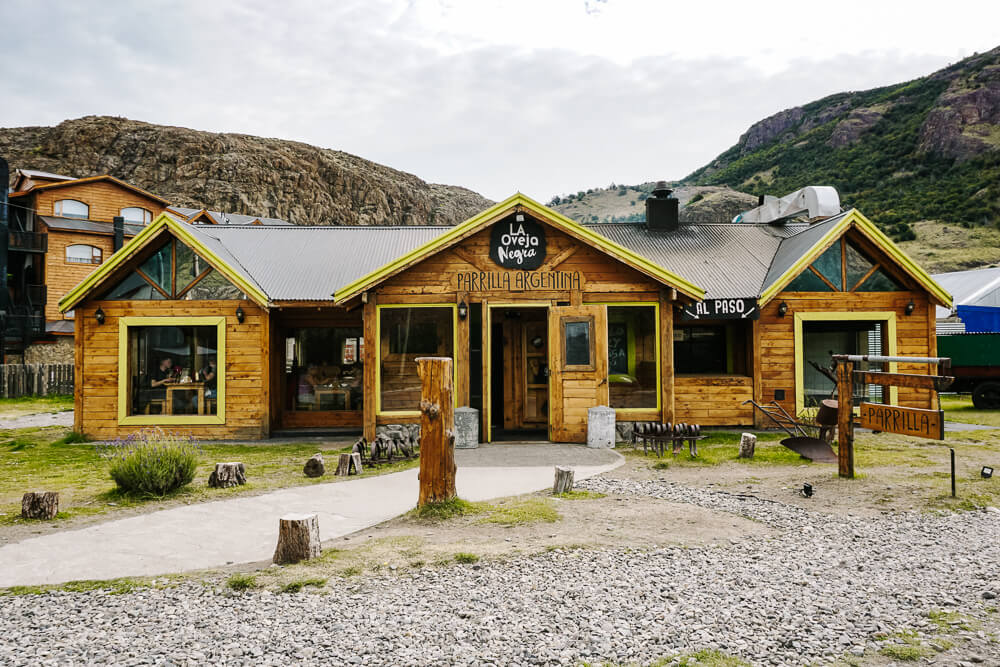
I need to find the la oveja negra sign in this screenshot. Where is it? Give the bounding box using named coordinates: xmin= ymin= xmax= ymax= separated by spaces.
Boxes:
xmin=490 ymin=217 xmax=546 ymax=270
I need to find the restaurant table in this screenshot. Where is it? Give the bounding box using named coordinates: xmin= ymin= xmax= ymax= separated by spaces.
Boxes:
xmin=165 ymin=382 xmax=206 ymax=415
xmin=314 ymin=386 xmax=351 ymax=411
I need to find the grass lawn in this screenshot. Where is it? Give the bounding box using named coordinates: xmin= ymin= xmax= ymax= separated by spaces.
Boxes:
xmin=623 ymin=430 xmax=798 ymax=468
xmin=940 ymin=394 xmax=1000 ymax=427
xmin=0 ymin=395 xmax=74 ymax=420
xmin=0 ymin=425 xmax=415 ymax=527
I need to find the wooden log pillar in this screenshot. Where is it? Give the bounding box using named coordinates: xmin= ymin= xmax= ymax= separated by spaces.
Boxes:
xmin=659 ymin=291 xmax=675 ymax=425
xmin=481 ymin=299 xmax=490 ymax=442
xmin=21 ymin=492 xmax=59 ymax=520
xmin=836 ymin=360 xmax=855 ymax=478
xmin=363 ymin=293 xmax=377 ymax=443
xmin=553 ymin=466 xmax=574 ymax=494
xmin=74 ymin=310 xmax=84 ymax=435
xmin=273 ymin=513 xmax=321 ymax=564
xmin=417 ymin=357 xmax=456 ymax=506
xmin=738 ymin=432 xmax=757 ymax=459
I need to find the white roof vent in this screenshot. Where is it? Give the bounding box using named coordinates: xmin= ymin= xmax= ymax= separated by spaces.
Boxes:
xmin=733 ymin=186 xmax=841 ymax=224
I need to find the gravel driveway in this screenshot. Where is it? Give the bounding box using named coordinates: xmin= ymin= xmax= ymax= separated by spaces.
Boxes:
xmin=1 ymin=477 xmax=998 ymax=666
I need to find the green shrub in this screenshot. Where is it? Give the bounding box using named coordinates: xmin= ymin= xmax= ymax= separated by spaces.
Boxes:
xmin=226 ymin=573 xmax=257 ymax=591
xmin=453 ymin=552 xmax=479 ymax=564
xmin=98 ymin=428 xmax=201 ymax=497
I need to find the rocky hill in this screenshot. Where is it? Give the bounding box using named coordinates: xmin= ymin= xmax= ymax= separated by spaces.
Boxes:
xmin=0 ymin=116 xmax=492 ymax=226
xmin=683 ymin=46 xmax=1000 ymax=242
xmin=550 ymin=183 xmax=756 ymax=225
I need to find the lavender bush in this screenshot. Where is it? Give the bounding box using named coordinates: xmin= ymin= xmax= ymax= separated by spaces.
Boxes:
xmin=97 ymin=428 xmax=202 ymax=496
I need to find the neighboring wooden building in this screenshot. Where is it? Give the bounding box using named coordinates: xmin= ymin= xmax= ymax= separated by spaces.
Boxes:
xmin=59 ymin=192 xmax=951 ymax=442
xmin=2 ymin=169 xmax=289 ymax=362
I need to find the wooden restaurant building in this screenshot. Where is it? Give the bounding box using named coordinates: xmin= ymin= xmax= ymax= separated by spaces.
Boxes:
xmin=59 ymin=190 xmax=952 ymax=442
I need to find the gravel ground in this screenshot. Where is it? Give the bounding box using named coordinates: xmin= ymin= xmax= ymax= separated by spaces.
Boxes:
xmin=2 ymin=477 xmax=999 ymax=666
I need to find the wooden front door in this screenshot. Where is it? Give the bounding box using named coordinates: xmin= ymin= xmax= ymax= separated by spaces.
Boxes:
xmin=548 ymin=305 xmax=608 ymax=442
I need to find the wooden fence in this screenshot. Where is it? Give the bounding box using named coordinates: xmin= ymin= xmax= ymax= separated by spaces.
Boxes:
xmin=0 ymin=364 xmax=74 ymax=398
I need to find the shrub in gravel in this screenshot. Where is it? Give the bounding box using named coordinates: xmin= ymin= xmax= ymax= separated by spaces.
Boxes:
xmin=453 ymin=552 xmax=479 ymax=564
xmin=280 ymin=577 xmax=327 ymax=593
xmin=98 ymin=428 xmax=201 ymax=497
xmin=226 ymin=574 xmax=257 ymax=591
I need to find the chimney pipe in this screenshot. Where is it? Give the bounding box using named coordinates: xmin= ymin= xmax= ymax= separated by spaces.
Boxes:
xmin=113 ymin=215 xmax=124 ymax=252
xmin=758 ymin=194 xmax=765 ymax=206
xmin=645 ymin=180 xmax=679 ymax=232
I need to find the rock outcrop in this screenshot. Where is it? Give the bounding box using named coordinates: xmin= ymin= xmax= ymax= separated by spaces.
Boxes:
xmin=917 ymin=60 xmax=1000 ymax=161
xmin=0 ymin=116 xmax=493 ymax=226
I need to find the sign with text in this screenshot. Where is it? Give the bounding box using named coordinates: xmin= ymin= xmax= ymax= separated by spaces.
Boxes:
xmin=680 ymin=298 xmax=759 ymax=321
xmin=490 ymin=217 xmax=546 ymax=270
xmin=456 ymin=270 xmax=581 ymax=293
xmin=858 ymin=402 xmax=944 ymax=440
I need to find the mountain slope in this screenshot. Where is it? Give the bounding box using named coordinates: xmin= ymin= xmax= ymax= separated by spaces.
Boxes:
xmin=549 ymin=183 xmax=757 ymax=225
xmin=683 ymin=46 xmax=1000 ymax=241
xmin=0 ymin=116 xmax=492 ymax=226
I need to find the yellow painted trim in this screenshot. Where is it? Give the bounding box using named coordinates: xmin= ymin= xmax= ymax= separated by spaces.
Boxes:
xmin=760 ymin=209 xmax=953 ymax=308
xmin=333 ymin=193 xmax=705 ymax=304
xmin=595 ymin=301 xmax=661 ymax=413
xmin=58 ymin=212 xmax=269 ymax=312
xmin=483 ymin=301 xmax=551 ymax=444
xmin=375 ymin=304 xmax=458 ymax=417
xmin=116 ymin=316 xmax=227 ymax=426
xmin=792 ymin=311 xmax=898 ymax=416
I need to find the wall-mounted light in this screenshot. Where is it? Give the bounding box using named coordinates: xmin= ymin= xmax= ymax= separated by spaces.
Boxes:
xmin=235 ymin=305 xmax=245 ymax=324
xmin=95 ymin=307 xmax=105 ymax=325
xmin=457 ymin=300 xmax=468 ymax=320
xmin=777 ymin=301 xmax=788 ymax=317
xmin=983 ymin=466 xmax=994 ymax=479
xmin=905 ymin=299 xmax=916 ymax=316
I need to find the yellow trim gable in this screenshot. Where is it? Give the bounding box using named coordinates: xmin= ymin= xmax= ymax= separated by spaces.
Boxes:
xmin=333 ymin=193 xmax=706 ymax=304
xmin=759 ymin=209 xmax=953 ymax=308
xmin=58 ymin=212 xmax=270 ymax=312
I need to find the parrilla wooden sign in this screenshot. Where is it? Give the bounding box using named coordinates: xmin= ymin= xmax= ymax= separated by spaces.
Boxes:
xmin=455 ymin=270 xmax=581 ymax=293
xmin=858 ymin=402 xmax=944 ymax=440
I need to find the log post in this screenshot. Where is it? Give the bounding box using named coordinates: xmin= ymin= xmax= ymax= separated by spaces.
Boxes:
xmin=836 ymin=360 xmax=855 ymax=479
xmin=335 ymin=453 xmax=362 ymax=476
xmin=21 ymin=492 xmax=58 ymax=520
xmin=416 ymin=356 xmax=456 ymax=507
xmin=208 ymin=462 xmax=246 ymax=488
xmin=553 ymin=466 xmax=574 ymax=494
xmin=738 ymin=433 xmax=757 ymax=459
xmin=272 ymin=513 xmax=321 ymax=564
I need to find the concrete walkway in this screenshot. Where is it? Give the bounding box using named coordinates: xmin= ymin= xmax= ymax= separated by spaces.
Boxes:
xmin=0 ymin=444 xmax=622 ymax=588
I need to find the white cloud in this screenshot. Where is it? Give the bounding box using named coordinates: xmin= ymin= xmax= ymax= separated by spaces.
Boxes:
xmin=1 ymin=0 xmax=997 ymax=201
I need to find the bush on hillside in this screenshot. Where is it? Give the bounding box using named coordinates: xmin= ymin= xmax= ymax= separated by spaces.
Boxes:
xmin=98 ymin=428 xmax=201 ymax=496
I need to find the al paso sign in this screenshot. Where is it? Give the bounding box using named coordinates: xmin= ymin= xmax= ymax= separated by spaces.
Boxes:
xmin=680 ymin=298 xmax=759 ymax=321
xmin=859 ymin=402 xmax=944 ymax=440
xmin=490 ymin=217 xmax=546 ymax=270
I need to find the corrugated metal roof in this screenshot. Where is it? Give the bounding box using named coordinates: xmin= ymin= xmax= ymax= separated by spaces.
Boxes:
xmin=588 ymin=222 xmax=803 ymax=299
xmin=931 ymin=267 xmax=1000 ymax=318
xmin=760 ymin=211 xmax=850 ymax=293
xmin=168 ymin=206 xmax=293 ymax=226
xmin=185 ymin=224 xmax=450 ymax=301
xmin=39 ymin=216 xmax=145 ymax=236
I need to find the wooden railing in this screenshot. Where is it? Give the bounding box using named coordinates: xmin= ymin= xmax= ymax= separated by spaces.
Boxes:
xmin=8 ymin=231 xmax=48 ymax=253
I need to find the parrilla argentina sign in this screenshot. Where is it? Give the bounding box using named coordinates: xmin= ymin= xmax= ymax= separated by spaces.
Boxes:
xmin=456 ymin=270 xmax=581 ymax=293
xmin=858 ymin=402 xmax=944 ymax=440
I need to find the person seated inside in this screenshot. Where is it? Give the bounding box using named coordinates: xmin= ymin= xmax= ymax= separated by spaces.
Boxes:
xmin=149 ymin=357 xmax=174 ymax=413
xmin=297 ymin=364 xmax=331 ymax=409
xmin=198 ymin=356 xmax=218 ymax=398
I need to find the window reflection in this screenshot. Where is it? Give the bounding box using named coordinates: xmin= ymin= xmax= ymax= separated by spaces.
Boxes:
xmin=285 ymin=328 xmax=364 ymax=412
xmin=128 ymin=325 xmax=219 ymax=416
xmin=379 ymin=307 xmax=453 ymax=412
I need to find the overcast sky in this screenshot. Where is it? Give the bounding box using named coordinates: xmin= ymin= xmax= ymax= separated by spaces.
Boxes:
xmin=2 ymin=0 xmax=997 ymax=201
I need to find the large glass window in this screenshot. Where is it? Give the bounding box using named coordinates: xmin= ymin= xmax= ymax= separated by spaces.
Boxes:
xmin=674 ymin=326 xmax=727 ymax=374
xmin=54 ymin=199 xmax=89 ymax=219
xmin=101 ymin=238 xmax=245 ymax=300
xmin=285 ymin=328 xmax=363 ymax=412
xmin=607 ymin=305 xmax=658 ymax=409
xmin=66 ymin=244 xmax=102 ymax=264
xmin=126 ymin=324 xmax=220 ymax=416
xmin=785 ymin=237 xmax=905 ymax=293
xmin=379 ymin=307 xmax=454 ymax=413
xmin=120 ymin=207 xmax=153 ymax=224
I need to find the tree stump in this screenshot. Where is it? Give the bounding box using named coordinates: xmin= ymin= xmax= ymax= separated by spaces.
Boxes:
xmin=272 ymin=513 xmax=321 ymax=564
xmin=335 ymin=453 xmax=363 ymax=476
xmin=208 ymin=462 xmax=246 ymax=488
xmin=21 ymin=492 xmax=58 ymax=520
xmin=416 ymin=357 xmax=456 ymax=507
xmin=738 ymin=433 xmax=757 ymax=459
xmin=553 ymin=466 xmax=575 ymax=494
xmin=304 ymin=453 xmax=325 ymax=478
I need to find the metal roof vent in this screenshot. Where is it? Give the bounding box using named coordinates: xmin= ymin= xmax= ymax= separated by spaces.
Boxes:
xmin=646 ymin=180 xmax=679 ymax=232
xmin=733 ymin=186 xmax=841 ymax=224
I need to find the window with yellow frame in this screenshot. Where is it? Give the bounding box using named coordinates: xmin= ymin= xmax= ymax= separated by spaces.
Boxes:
xmin=117 ymin=316 xmax=227 ymax=425
xmin=376 ymin=304 xmax=457 ymax=415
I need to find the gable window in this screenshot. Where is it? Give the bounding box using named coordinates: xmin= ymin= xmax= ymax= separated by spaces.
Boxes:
xmin=54 ymin=199 xmax=89 ymax=219
xmin=785 ymin=237 xmax=904 ymax=293
xmin=120 ymin=207 xmax=153 ymax=224
xmin=66 ymin=244 xmax=102 ymax=265
xmin=100 ymin=238 xmax=246 ymax=301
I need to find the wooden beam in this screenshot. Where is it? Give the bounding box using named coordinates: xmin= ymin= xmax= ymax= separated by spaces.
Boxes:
xmin=450 ymin=246 xmax=492 ymax=273
xmin=363 ymin=293 xmax=377 ymax=442
xmin=808 ymin=265 xmax=839 ymax=292
xmin=456 ymin=291 xmax=470 ymax=406
xmin=659 ymin=292 xmax=675 ymax=425
xmin=540 ymin=245 xmax=578 ymax=272
xmin=854 ymin=370 xmax=954 ymax=391
xmin=74 ymin=310 xmax=84 ymax=434
xmin=260 ymin=308 xmax=271 ymax=438
xmin=751 ymin=317 xmax=763 ymax=429
xmin=837 ymin=360 xmax=855 ymax=479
